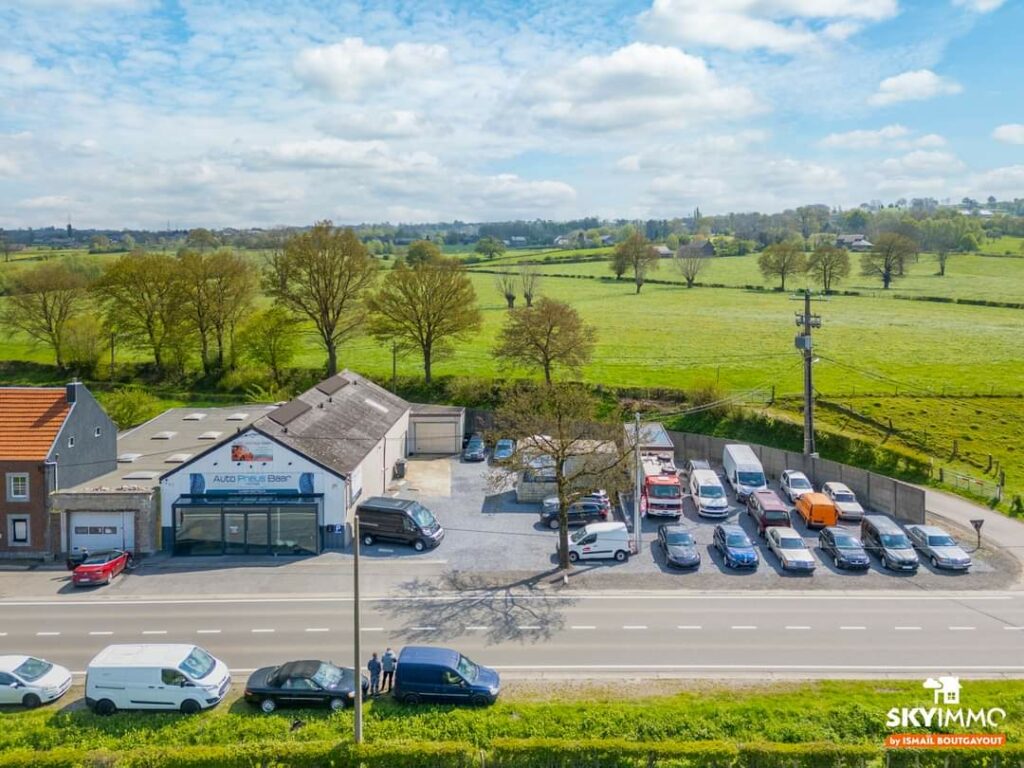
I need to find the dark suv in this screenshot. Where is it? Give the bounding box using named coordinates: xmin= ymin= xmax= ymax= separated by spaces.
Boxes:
xmin=539 ymin=499 xmax=609 ymax=530
xmin=746 ymin=489 xmax=791 ymax=537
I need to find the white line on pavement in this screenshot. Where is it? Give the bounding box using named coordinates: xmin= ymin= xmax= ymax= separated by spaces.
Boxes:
xmin=785 ymin=626 xmax=811 ymax=630
xmin=949 ymin=626 xmax=976 ymax=631
xmin=304 ymin=628 xmax=329 ymax=633
xmin=196 ymin=629 xmax=221 ymax=634
xmin=517 ymin=625 xmax=542 ymax=631
xmin=623 ymin=625 xmax=648 ymax=630
xmin=731 ymin=625 xmax=757 ymax=630
xmin=142 ymin=630 xmax=167 ymax=635
xmin=465 ymin=626 xmax=490 ymax=631
xmin=840 ymin=626 xmax=866 ymax=631
xmin=0 ymin=633 xmax=7 ymax=637
xmin=895 ymin=627 xmax=921 ymax=631
xmin=361 ymin=627 xmax=383 ymax=632
xmin=570 ymin=625 xmax=596 ymax=630
xmin=88 ymin=631 xmax=113 ymax=636
xmin=251 ymin=629 xmax=275 ymax=634
xmin=1005 ymin=626 xmax=1024 ymax=631
xmin=677 ymin=625 xmax=702 ymax=630
xmin=410 ymin=626 xmax=437 ymax=632
xmin=36 ymin=631 xmax=60 ymax=636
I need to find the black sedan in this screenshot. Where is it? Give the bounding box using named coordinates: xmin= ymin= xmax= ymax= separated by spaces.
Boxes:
xmin=657 ymin=524 xmax=700 ymax=568
xmin=818 ymin=526 xmax=871 ymax=570
xmin=244 ymin=660 xmax=368 ymax=713
xmin=462 ymin=434 xmax=487 ymax=462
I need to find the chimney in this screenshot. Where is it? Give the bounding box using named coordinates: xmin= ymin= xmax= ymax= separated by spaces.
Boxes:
xmin=66 ymin=380 xmax=79 ymax=404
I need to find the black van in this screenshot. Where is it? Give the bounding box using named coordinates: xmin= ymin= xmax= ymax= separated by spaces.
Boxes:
xmin=356 ymin=497 xmax=444 ymax=552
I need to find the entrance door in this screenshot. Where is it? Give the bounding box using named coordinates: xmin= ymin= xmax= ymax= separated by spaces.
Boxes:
xmin=245 ymin=509 xmax=269 ymax=555
xmin=224 ymin=512 xmax=246 ymax=555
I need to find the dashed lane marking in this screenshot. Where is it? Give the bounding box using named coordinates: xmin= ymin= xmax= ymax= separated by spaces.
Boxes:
xmin=623 ymin=625 xmax=648 ymax=630
xmin=304 ymin=628 xmax=330 ymax=633
xmin=570 ymin=625 xmax=596 ymax=630
xmin=251 ymin=629 xmax=275 ymax=634
xmin=197 ymin=629 xmax=221 ymax=634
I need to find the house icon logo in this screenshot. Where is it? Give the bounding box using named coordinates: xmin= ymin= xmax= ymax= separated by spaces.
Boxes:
xmin=923 ymin=676 xmax=961 ymax=705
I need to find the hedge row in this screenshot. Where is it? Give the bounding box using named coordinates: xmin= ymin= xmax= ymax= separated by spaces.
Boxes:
xmin=1 ymin=740 xmax=1020 ymax=768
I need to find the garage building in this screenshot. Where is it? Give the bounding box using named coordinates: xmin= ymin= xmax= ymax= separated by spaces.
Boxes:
xmin=408 ymin=404 xmax=465 ymax=455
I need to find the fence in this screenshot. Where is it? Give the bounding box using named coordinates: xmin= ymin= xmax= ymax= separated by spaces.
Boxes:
xmin=668 ymin=431 xmax=927 ymax=524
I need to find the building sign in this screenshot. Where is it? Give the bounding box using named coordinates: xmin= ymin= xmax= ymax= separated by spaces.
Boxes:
xmin=230 ymin=436 xmax=274 ymax=463
xmin=189 ymin=472 xmax=316 ymax=495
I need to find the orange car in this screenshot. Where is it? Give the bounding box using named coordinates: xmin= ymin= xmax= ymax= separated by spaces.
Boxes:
xmin=794 ymin=492 xmax=839 ymax=529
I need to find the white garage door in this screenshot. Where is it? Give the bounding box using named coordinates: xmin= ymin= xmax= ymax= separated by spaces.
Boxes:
xmin=411 ymin=420 xmax=460 ymax=454
xmin=70 ymin=512 xmax=135 ymax=553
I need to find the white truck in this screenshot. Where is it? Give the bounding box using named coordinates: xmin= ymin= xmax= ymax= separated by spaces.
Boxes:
xmin=722 ymin=444 xmax=767 ymax=502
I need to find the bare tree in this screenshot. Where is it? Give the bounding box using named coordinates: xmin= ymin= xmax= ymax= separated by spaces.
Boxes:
xmin=1 ymin=261 xmax=89 ymax=368
xmin=674 ymin=241 xmax=708 ymax=288
xmin=520 ymin=265 xmax=541 ymax=307
xmin=264 ymin=221 xmax=377 ymax=376
xmin=493 ymin=297 xmax=596 ymax=385
xmin=614 ymin=232 xmax=660 ymax=293
xmin=494 ymin=272 xmax=517 ymax=310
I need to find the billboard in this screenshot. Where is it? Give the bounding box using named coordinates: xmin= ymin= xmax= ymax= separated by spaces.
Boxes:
xmin=230 ymin=436 xmax=274 ymax=463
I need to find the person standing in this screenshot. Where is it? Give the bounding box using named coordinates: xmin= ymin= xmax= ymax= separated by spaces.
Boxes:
xmin=381 ymin=647 xmax=397 ymax=693
xmin=367 ymin=652 xmax=382 ymax=696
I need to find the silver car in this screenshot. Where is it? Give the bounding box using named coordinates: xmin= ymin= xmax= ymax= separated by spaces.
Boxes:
xmin=906 ymin=525 xmax=972 ymax=571
xmin=822 ymin=482 xmax=865 ymax=521
xmin=765 ymin=527 xmax=816 ymax=572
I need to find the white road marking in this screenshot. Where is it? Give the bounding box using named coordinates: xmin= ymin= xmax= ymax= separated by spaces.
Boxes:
xmin=785 ymin=626 xmax=811 ymax=630
xmin=517 ymin=625 xmax=542 ymax=631
xmin=840 ymin=626 xmax=866 ymax=631
xmin=571 ymin=625 xmax=596 ymax=630
xmin=142 ymin=630 xmax=167 ymax=635
xmin=949 ymin=626 xmax=976 ymax=631
xmin=677 ymin=625 xmax=702 ymax=630
xmin=623 ymin=625 xmax=648 ymax=630
xmin=465 ymin=626 xmax=490 ymax=631
xmin=36 ymin=631 xmax=60 ymax=636
xmin=410 ymin=626 xmax=437 ymax=632
xmin=895 ymin=626 xmax=921 ymax=631
xmin=0 ymin=632 xmax=7 ymax=637
xmin=731 ymin=625 xmax=757 ymax=630
xmin=361 ymin=627 xmax=384 ymax=632
xmin=251 ymin=629 xmax=275 ymax=634
xmin=1005 ymin=626 xmax=1024 ymax=631
xmin=304 ymin=627 xmax=329 ymax=633
xmin=196 ymin=629 xmax=221 ymax=634
xmin=89 ymin=631 xmax=113 ymax=636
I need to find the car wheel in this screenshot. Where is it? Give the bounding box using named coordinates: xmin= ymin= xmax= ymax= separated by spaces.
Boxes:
xmin=403 ymin=693 xmax=422 ymax=705
xmin=470 ymin=694 xmax=489 ymax=707
xmin=413 ymin=539 xmax=425 ymax=552
xmin=21 ymin=693 xmax=41 ymax=709
xmin=568 ymin=551 xmax=580 ymax=563
xmin=330 ymin=697 xmax=347 ymax=711
xmin=548 ymin=518 xmax=560 ymax=530
xmin=834 ymin=553 xmax=841 ymax=569
xmin=180 ymin=699 xmax=201 ymax=715
xmin=95 ymin=699 xmax=117 ymax=716
xmin=881 ymin=555 xmax=890 ymax=571
xmin=614 ymin=550 xmax=628 ymax=562
xmin=931 ymin=556 xmax=939 ymax=569
xmin=260 ymin=698 xmax=277 ymax=714
xmin=362 ymin=534 xmax=375 ymax=547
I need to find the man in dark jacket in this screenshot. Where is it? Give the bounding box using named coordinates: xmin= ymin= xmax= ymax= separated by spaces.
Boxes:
xmin=367 ymin=652 xmax=382 ymax=696
xmin=381 ymin=647 xmax=397 ymax=693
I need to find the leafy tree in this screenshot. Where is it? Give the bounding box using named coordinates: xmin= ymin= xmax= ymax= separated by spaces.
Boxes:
xmin=88 ymin=234 xmax=113 ymax=253
xmin=405 ymin=239 xmax=441 ymax=266
xmin=237 ymin=306 xmax=300 ymax=388
xmin=805 ymin=244 xmax=850 ymax=293
xmin=495 ymin=272 xmax=517 ymax=310
xmin=862 ymin=233 xmax=917 ymax=289
xmin=264 ymin=221 xmax=377 ymax=376
xmin=493 ymin=297 xmax=596 ymax=385
xmin=475 ymin=236 xmax=506 ymax=260
xmin=610 ymin=247 xmax=629 ymax=279
xmin=62 ymin=313 xmax=105 ymax=377
xmin=921 ymin=218 xmax=959 ymax=277
xmin=614 ymin=232 xmax=659 ymax=294
xmin=100 ymin=386 xmax=162 ymax=429
xmin=674 ymin=241 xmax=709 ymax=288
xmin=0 ymin=230 xmax=11 ymax=263
xmin=185 ymin=228 xmax=219 ymax=251
xmin=757 ymin=240 xmax=807 ymax=290
xmin=520 ymin=265 xmax=540 ymax=307
xmin=842 ymin=209 xmax=870 ymax=232
xmin=1 ymin=261 xmax=89 ymax=368
xmin=491 ymin=382 xmax=631 ymax=570
xmin=665 ymin=233 xmax=680 ymax=251
xmin=367 ymin=257 xmax=482 ymax=384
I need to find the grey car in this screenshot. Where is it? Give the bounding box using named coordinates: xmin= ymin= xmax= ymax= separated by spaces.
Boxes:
xmin=657 ymin=524 xmax=701 ymax=569
xmin=906 ymin=525 xmax=972 ymax=571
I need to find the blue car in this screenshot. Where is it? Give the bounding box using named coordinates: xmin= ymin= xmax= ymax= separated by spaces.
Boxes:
xmin=394 ymin=646 xmax=500 ymax=706
xmin=713 ymin=523 xmax=759 ymax=569
xmin=462 ymin=434 xmax=486 ymax=462
xmin=492 ymin=438 xmax=515 ymax=463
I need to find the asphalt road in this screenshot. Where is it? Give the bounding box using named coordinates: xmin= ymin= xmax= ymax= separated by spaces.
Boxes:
xmin=4 ymin=591 xmax=1023 ymax=679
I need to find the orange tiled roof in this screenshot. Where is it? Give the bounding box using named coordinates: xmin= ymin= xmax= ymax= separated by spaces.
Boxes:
xmin=0 ymin=388 xmax=71 ymax=460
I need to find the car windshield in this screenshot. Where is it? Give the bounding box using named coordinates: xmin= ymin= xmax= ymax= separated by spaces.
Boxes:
xmin=834 ymin=535 xmax=861 ymax=549
xmin=880 ymin=534 xmax=910 ymax=549
xmin=928 ymin=535 xmax=956 ymax=547
xmin=738 ymin=471 xmax=765 ymax=486
xmin=311 ymin=663 xmax=347 ymax=689
xmin=779 ymin=538 xmax=805 ymax=549
xmin=726 ymin=533 xmax=751 ymax=548
xmin=467 ymin=439 xmax=483 ymax=450
xmin=765 ymin=511 xmax=789 ymax=522
xmin=497 ymin=441 xmax=513 ymax=452
xmin=700 ymin=485 xmax=724 ymax=498
xmin=651 ymin=485 xmax=680 ymax=498
xmin=665 ymin=531 xmax=694 ymax=546
xmin=82 ymin=552 xmax=116 ymax=565
xmin=833 ymin=492 xmax=856 ymax=502
xmin=178 ymin=647 xmax=216 ymax=680
xmin=13 ymin=657 xmax=52 ymax=682
xmin=789 ymin=476 xmax=811 ymax=489
xmin=410 ymin=503 xmax=437 ymax=529
xmin=456 ymin=655 xmax=479 ymax=683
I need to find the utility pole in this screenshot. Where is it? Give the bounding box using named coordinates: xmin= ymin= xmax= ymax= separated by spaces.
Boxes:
xmin=795 ymin=289 xmax=821 ymax=456
xmin=353 ymin=515 xmax=363 ymax=744
xmin=633 ymin=412 xmax=642 ymax=552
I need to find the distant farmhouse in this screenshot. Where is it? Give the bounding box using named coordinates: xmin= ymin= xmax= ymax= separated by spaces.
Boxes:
xmin=836 ymin=234 xmax=873 ymax=252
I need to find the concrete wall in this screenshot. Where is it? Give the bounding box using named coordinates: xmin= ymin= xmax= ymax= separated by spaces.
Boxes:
xmin=51 ymin=490 xmax=160 ymax=555
xmin=667 ymin=431 xmax=926 ymax=524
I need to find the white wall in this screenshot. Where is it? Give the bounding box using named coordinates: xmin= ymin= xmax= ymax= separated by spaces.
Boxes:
xmin=160 ymin=429 xmax=347 ymax=529
xmin=345 ymin=411 xmax=408 ymax=522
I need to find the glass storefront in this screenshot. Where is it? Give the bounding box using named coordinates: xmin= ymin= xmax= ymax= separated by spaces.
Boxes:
xmin=173 ymin=498 xmax=320 ymax=556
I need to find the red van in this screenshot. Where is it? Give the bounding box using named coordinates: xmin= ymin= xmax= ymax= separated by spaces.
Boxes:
xmin=746 ymin=489 xmax=792 ymax=537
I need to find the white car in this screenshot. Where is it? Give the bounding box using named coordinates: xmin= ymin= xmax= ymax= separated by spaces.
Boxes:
xmin=822 ymin=482 xmax=865 ymax=521
xmin=0 ymin=655 xmax=73 ymax=708
xmin=780 ymin=470 xmax=813 ymax=503
xmin=765 ymin=527 xmax=816 ymax=572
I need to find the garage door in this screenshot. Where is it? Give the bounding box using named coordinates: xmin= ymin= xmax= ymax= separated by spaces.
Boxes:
xmin=70 ymin=512 xmax=135 ymax=554
xmin=411 ymin=420 xmax=460 ymax=454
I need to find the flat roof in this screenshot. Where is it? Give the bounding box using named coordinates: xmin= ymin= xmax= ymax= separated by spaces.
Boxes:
xmin=59 ymin=406 xmax=263 ymax=495
xmin=88 ymin=644 xmax=198 ymax=668
xmin=626 ymin=421 xmax=674 ymax=451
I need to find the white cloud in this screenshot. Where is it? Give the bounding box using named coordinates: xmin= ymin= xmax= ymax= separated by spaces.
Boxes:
xmin=968 ymin=165 xmax=1024 ymax=197
xmin=520 ymin=43 xmax=762 ymax=133
xmin=869 ymin=70 xmax=962 ymax=106
xmin=820 ymin=124 xmax=910 ymax=148
xmin=318 ymin=110 xmax=433 ymax=140
xmin=637 ymin=0 xmax=898 ymax=53
xmin=617 ymin=130 xmax=768 ymax=172
xmin=16 ymin=194 xmax=75 ymax=210
xmin=993 ymin=124 xmax=1024 ymax=145
xmin=293 ymin=38 xmax=449 ymax=98
xmin=246 ymin=138 xmax=440 ymax=173
xmin=952 ymin=0 xmax=1006 ymax=12
xmin=0 ymin=154 xmax=18 ymax=176
xmin=880 ymin=150 xmax=964 ymax=175
xmin=915 ymin=133 xmax=946 ymax=148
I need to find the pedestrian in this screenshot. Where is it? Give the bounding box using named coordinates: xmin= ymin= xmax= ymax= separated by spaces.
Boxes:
xmin=381 ymin=647 xmax=397 ymax=693
xmin=367 ymin=652 xmax=381 ymax=696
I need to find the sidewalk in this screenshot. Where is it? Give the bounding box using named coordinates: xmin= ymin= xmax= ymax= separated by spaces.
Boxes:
xmin=924 ymin=487 xmax=1024 ymax=563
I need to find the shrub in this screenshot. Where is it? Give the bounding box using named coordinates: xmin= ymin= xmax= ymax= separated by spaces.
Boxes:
xmin=97 ymin=386 xmax=162 ymax=429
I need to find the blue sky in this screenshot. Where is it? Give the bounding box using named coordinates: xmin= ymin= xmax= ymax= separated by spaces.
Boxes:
xmin=0 ymin=0 xmax=1021 ymax=228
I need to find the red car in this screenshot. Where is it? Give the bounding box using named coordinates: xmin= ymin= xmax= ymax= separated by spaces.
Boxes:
xmin=71 ymin=550 xmax=131 ymax=587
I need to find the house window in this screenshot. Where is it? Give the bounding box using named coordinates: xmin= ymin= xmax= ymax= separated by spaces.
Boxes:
xmin=94 ymin=427 xmax=102 ymax=438
xmin=9 ymin=516 xmax=30 ymax=546
xmin=7 ymin=474 xmax=29 ymax=502
xmin=68 ymin=436 xmax=76 ymax=448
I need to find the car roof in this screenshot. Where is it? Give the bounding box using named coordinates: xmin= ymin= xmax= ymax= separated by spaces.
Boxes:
xmin=864 ymin=514 xmax=902 ymax=531
xmin=0 ymin=655 xmax=31 ymax=671
xmin=496 ymin=438 xmax=514 ymax=446
xmin=271 ymin=660 xmax=322 ymax=682
xmin=358 ymin=496 xmax=415 ymax=512
xmin=824 ymin=481 xmax=852 ymax=492
xmin=801 ymin=492 xmax=832 ymax=504
xmin=659 ymin=523 xmax=688 ymax=533
xmin=88 ymin=644 xmax=199 ymax=667
xmin=718 ymin=523 xmax=745 ymax=534
xmin=907 ymin=524 xmax=947 ymax=536
xmin=398 ymin=646 xmax=461 ymax=666
xmin=691 ymin=469 xmax=720 ymax=482
xmin=785 ymin=469 xmax=809 ymax=478
xmin=581 ymin=521 xmax=627 ymax=534
xmin=773 ymin=527 xmax=803 ymax=539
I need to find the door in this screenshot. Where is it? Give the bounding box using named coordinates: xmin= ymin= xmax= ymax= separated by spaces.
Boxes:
xmin=412 ymin=421 xmax=459 ymax=454
xmin=224 ymin=512 xmax=246 ymax=555
xmin=0 ymin=672 xmax=18 ymax=704
xmin=245 ymin=510 xmax=269 ymax=554
xmin=70 ymin=512 xmax=135 ymax=554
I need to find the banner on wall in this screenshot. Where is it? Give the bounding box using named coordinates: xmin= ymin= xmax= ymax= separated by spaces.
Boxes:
xmin=230 ymin=436 xmax=274 ymax=463
xmin=188 ymin=472 xmax=316 ymax=495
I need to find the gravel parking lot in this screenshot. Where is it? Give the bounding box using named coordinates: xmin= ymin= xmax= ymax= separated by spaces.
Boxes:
xmin=388 ymin=456 xmax=1019 ymax=591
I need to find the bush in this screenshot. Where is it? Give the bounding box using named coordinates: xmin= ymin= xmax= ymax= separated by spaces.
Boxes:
xmin=97 ymin=386 xmax=162 ymax=429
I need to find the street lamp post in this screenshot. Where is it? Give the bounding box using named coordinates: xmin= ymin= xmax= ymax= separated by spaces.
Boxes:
xmin=353 ymin=515 xmax=362 ymax=744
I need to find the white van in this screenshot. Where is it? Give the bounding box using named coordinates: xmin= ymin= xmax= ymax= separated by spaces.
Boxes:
xmin=564 ymin=521 xmax=631 ymax=563
xmin=722 ymin=444 xmax=767 ymax=502
xmin=688 ymin=469 xmax=729 ymax=518
xmin=85 ymin=644 xmax=231 ymax=715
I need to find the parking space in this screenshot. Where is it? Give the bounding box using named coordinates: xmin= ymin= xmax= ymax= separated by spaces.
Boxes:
xmin=383 ymin=456 xmax=1016 ymax=590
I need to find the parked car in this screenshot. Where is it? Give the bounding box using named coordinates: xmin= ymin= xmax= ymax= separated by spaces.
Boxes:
xmin=582 ymin=489 xmax=613 ymax=514
xmin=746 ymin=489 xmax=792 ymax=537
xmin=722 ymin=444 xmax=767 ymax=502
xmin=540 ymin=498 xmax=609 ymax=529
xmin=394 ymin=646 xmax=500 ymax=706
xmin=822 ymin=482 xmax=865 ymax=521
xmin=906 ymin=525 xmax=972 ymax=571
xmin=689 ymin=469 xmax=730 ymax=518
xmin=357 ymin=497 xmax=444 ymax=551
xmin=244 ymin=660 xmax=368 ymax=713
xmin=780 ymin=470 xmax=813 ymax=503
xmin=794 ymin=492 xmax=839 ymax=529
xmin=492 ymin=439 xmax=515 ymax=463
xmin=0 ymin=655 xmax=72 ymax=709
xmin=462 ymin=434 xmax=487 ymax=462
xmin=713 ymin=523 xmax=759 ymax=569
xmin=657 ymin=524 xmax=700 ymax=569
xmin=765 ymin=527 xmax=816 ymax=572
xmin=71 ymin=549 xmax=131 ymax=587
xmin=861 ymin=515 xmax=919 ymax=572
xmin=818 ymin=526 xmax=870 ymax=570
xmin=682 ymin=458 xmax=711 ymax=477
xmin=563 ymin=521 xmax=631 ymax=563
